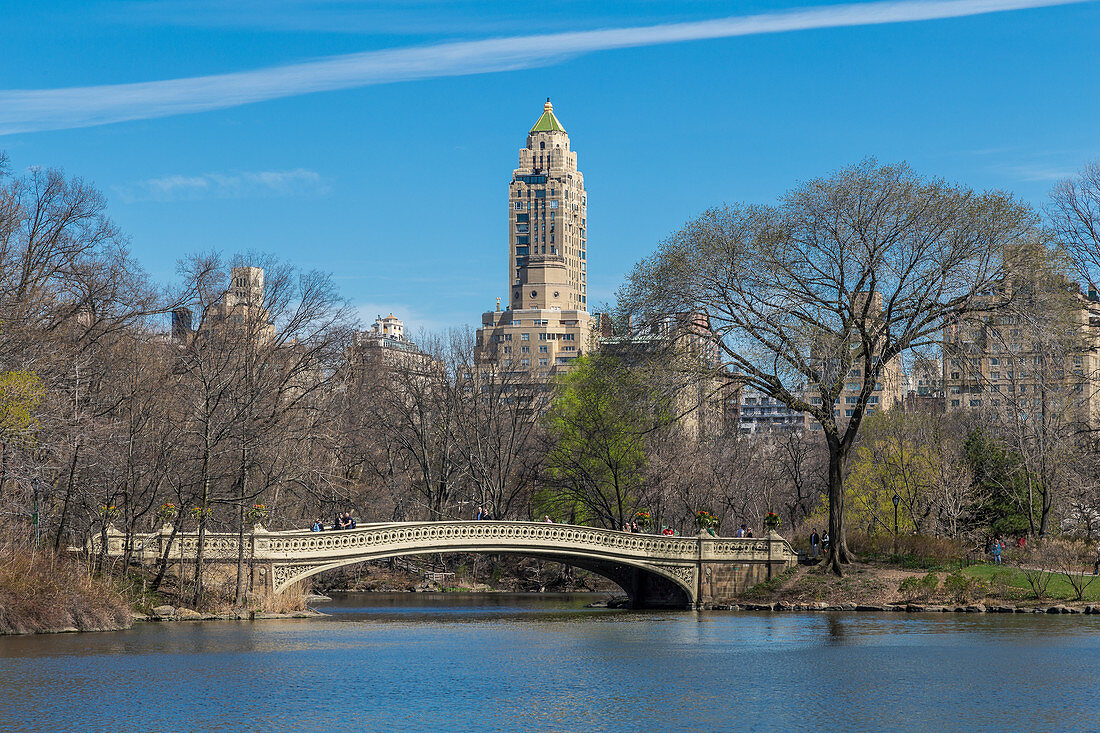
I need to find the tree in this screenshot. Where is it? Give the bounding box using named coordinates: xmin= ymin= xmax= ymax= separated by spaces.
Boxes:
xmin=620 ymin=160 xmax=1037 ymax=573
xmin=542 ymin=353 xmax=665 ymax=529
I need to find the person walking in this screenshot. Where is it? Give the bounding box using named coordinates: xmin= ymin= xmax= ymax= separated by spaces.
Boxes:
xmin=809 ymin=528 xmax=820 ymax=559
xmin=991 ymin=537 xmax=1003 ymax=565
xmin=822 ymin=531 xmax=830 ymax=555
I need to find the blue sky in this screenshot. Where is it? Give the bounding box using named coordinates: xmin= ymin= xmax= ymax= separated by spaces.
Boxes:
xmin=3 ymin=0 xmax=1099 ymax=331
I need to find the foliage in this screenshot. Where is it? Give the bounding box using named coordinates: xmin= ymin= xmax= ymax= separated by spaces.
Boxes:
xmin=542 ymin=354 xmax=666 ymax=529
xmin=0 ymin=370 xmax=43 ymax=441
xmin=943 ymin=570 xmax=987 ymax=604
xmin=964 ymin=429 xmax=1036 ymax=539
xmin=846 ymin=531 xmax=967 ymax=569
xmin=898 ymin=572 xmax=940 ymax=601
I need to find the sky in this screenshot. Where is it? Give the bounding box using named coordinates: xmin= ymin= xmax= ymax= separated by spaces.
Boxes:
xmin=3 ymin=0 xmax=1099 ymax=332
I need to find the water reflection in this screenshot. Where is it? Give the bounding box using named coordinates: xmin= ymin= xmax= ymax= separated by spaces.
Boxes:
xmin=0 ymin=593 xmax=1098 ymax=732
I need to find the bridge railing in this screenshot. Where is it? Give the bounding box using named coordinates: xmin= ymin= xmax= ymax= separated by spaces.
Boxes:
xmin=91 ymin=521 xmax=797 ymax=566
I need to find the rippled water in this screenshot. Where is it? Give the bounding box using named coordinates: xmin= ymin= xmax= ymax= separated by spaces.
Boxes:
xmin=1 ymin=593 xmax=1098 ymax=732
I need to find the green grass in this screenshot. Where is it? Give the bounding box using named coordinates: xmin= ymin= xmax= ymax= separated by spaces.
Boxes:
xmin=961 ymin=564 xmax=1100 ymax=603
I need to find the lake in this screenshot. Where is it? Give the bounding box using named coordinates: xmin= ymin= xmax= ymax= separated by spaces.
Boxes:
xmin=1 ymin=592 xmax=1098 ymax=732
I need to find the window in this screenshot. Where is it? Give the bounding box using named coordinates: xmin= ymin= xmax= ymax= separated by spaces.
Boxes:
xmin=514 ymin=201 xmax=525 ymax=210
xmin=521 ymin=346 xmax=530 ymax=354
xmin=516 ymin=236 xmax=529 ymax=245
xmin=550 ymin=201 xmax=559 ymax=209
xmin=539 ymin=345 xmax=548 ymax=353
xmin=991 ymin=371 xmax=1000 ymax=379
xmin=844 ymin=409 xmax=855 ymax=417
xmin=990 ymin=358 xmax=999 ymax=365
xmin=503 ymin=346 xmax=511 ymax=354
xmin=951 ymin=400 xmax=960 ymax=407
xmin=504 ymin=334 xmax=511 ymax=341
xmin=515 ymin=223 xmax=529 ymax=233
xmin=539 ymin=358 xmax=548 ymax=366
xmin=521 ymin=333 xmax=529 ymax=341
xmin=845 ymin=396 xmax=859 ymax=404
xmin=521 ymin=359 xmax=529 ymax=366
xmin=535 ymin=190 xmax=546 ymax=198
xmin=970 ymin=399 xmax=982 ymax=407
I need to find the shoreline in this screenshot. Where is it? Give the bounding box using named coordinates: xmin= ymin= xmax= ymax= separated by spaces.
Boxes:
xmin=10 ymin=594 xmax=1100 ymax=637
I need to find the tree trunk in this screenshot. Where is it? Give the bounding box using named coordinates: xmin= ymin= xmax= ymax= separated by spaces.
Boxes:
xmin=825 ymin=442 xmax=853 ymax=575
xmin=151 ymin=520 xmax=180 ymax=592
xmin=234 ymin=501 xmax=247 ymax=607
xmin=53 ymin=443 xmax=81 ymax=551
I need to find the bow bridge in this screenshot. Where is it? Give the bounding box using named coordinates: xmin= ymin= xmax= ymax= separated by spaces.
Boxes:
xmin=98 ymin=521 xmax=797 ymax=609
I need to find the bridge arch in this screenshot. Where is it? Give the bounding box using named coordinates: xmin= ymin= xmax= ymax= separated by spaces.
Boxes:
xmin=272 ymin=545 xmax=696 ymax=609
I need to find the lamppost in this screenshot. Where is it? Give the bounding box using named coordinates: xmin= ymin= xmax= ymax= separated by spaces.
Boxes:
xmin=892 ymin=493 xmax=900 ymax=553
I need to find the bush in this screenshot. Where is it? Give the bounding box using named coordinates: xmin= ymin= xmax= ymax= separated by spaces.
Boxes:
xmin=847 ymin=532 xmax=966 ymax=569
xmin=943 ymin=570 xmax=986 ymax=604
xmin=898 ymin=572 xmax=940 ymax=601
xmin=0 ymin=536 xmax=131 ymax=634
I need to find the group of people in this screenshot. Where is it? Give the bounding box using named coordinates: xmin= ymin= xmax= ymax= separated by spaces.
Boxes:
xmin=310 ymin=511 xmax=356 ymax=532
xmin=808 ymin=528 xmax=830 ymax=558
xmin=735 ymin=524 xmax=756 ymax=538
xmin=476 ymin=506 xmax=493 ymax=520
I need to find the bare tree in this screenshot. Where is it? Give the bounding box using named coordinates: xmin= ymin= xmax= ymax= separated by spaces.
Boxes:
xmin=620 ymin=160 xmax=1037 ymax=573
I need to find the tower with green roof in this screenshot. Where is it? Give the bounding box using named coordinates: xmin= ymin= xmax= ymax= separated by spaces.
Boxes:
xmin=474 ymin=99 xmax=591 ymax=377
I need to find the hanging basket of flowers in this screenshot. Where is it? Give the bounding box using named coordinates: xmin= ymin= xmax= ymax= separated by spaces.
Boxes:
xmin=247 ymin=503 xmax=268 ymax=520
xmin=156 ymin=503 xmax=178 ymax=521
xmin=634 ymin=510 xmax=652 ymax=529
xmin=694 ymin=510 xmax=718 ymax=530
xmin=98 ymin=505 xmax=121 ymax=520
xmin=189 ymin=506 xmax=212 ymax=520
xmin=764 ymin=512 xmax=781 ymax=531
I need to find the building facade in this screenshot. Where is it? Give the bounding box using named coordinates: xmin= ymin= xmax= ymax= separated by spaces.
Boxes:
xmin=476 ymin=100 xmax=591 ymax=377
xmin=941 ymin=282 xmax=1100 ymax=425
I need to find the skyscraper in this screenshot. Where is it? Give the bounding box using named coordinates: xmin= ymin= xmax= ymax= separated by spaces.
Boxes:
xmin=476 ymin=99 xmax=591 ymax=376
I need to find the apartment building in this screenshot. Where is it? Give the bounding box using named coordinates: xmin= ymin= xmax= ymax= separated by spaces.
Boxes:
xmin=476 ymin=100 xmax=591 ymax=377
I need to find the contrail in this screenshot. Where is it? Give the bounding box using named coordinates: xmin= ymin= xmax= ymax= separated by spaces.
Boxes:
xmin=0 ymin=0 xmax=1089 ymax=135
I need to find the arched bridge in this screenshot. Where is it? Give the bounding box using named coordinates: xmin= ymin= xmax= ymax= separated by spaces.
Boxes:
xmin=97 ymin=521 xmax=797 ymax=609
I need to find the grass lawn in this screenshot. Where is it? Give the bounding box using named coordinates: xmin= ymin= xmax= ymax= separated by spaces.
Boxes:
xmin=962 ymin=563 xmax=1100 ymax=603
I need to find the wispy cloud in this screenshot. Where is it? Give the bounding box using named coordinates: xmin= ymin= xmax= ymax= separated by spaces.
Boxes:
xmin=0 ymin=0 xmax=1090 ymax=136
xmin=112 ymin=168 xmax=327 ymax=202
xmin=997 ymin=163 xmax=1077 ymax=182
